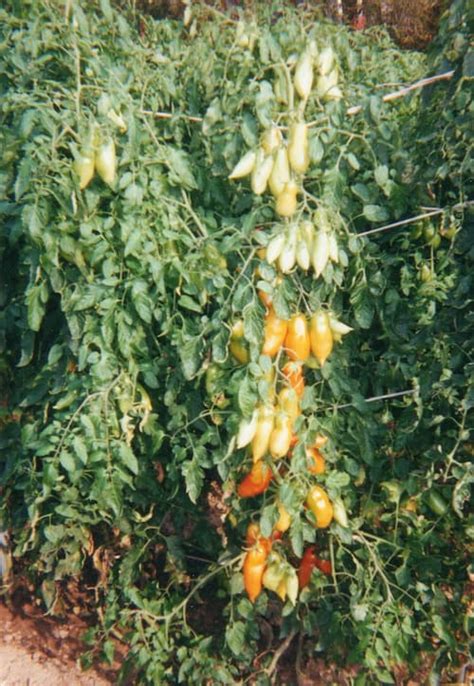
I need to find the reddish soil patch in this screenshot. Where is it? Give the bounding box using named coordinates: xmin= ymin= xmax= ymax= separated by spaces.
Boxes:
xmin=0 ymin=601 xmax=115 ymax=686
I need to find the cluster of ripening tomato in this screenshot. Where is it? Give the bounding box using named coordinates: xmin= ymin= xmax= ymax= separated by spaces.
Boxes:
xmin=228 ymin=298 xmax=351 ymax=603
xmin=73 ymin=108 xmax=127 ymax=190
xmin=225 ymin=44 xmax=350 ymax=604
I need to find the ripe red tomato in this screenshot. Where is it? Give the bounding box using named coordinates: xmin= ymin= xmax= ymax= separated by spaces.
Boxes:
xmin=315 ymin=557 xmax=332 ymax=576
xmin=298 ymin=546 xmax=318 ymax=589
xmin=298 ymin=546 xmax=332 ymax=589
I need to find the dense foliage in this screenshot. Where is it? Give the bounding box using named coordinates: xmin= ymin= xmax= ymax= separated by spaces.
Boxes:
xmin=0 ymin=0 xmax=472 ymax=683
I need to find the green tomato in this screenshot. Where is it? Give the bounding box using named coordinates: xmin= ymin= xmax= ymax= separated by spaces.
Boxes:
xmin=423 ymin=223 xmax=436 ymax=242
xmin=426 ymin=490 xmax=448 ymax=516
xmin=420 ymin=264 xmax=432 ymax=282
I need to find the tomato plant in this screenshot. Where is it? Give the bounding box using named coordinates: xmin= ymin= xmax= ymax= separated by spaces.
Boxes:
xmin=0 ymin=0 xmax=471 ymax=683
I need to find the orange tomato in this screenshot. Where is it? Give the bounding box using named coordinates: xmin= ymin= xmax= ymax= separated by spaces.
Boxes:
xmin=243 ymin=542 xmax=269 ymax=603
xmin=262 ymin=308 xmax=288 ymax=357
xmin=282 ymin=361 xmax=304 ymax=397
xmin=238 ymin=461 xmax=273 ymax=498
xmin=306 ymin=447 xmax=326 ymax=475
xmin=306 ymin=486 xmax=334 ymax=528
xmin=284 ymin=314 xmax=310 ymax=362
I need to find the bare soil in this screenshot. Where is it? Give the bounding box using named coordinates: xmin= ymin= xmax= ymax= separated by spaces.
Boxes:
xmin=0 ymin=602 xmax=115 ymax=686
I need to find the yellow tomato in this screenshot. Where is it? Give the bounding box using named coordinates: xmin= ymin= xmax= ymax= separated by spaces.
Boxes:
xmin=284 ymin=314 xmax=310 ymax=362
xmin=309 ymin=311 xmax=333 ymax=366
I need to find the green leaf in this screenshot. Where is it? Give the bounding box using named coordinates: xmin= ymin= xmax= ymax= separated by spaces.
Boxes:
xmin=72 ymin=436 xmax=88 ymax=465
xmin=230 ymin=572 xmax=244 ymax=596
xmin=374 ymin=165 xmax=389 ymax=187
xmin=326 ymin=471 xmax=351 ymax=492
xmin=14 ymin=158 xmax=32 ymax=201
xmin=99 ymin=0 xmax=113 ymax=22
xmin=432 ymin=614 xmax=456 ymax=649
xmin=309 ymin=136 xmax=324 ymax=164
xmin=350 ymin=286 xmax=375 ymax=329
xmin=259 ymin=503 xmax=276 ymax=538
xmin=226 ymin=621 xmax=246 ymax=657
xmin=131 ymin=280 xmax=153 ymax=323
xmin=180 ymin=337 xmax=202 ymax=380
xmin=363 ymin=204 xmax=389 ymax=223
xmin=181 ymin=458 xmax=204 ymax=504
xmin=289 ymin=516 xmax=304 ymax=558
xmin=243 ymin=302 xmax=263 ymax=345
xmin=369 ymin=95 xmax=382 ymax=123
xmin=60 ymin=451 xmax=76 ymax=473
xmin=178 ymin=295 xmax=202 ymax=313
xmin=212 ymin=328 xmax=228 ymax=364
xmin=351 ymin=183 xmax=373 ymax=203
xmin=17 ymin=330 xmax=35 ymax=368
xmin=255 ymin=80 xmax=274 ymax=127
xmin=452 ymin=464 xmax=473 ymax=517
xmin=238 ymin=375 xmax=258 ymax=417
xmin=165 ymin=147 xmax=197 ymax=189
xmin=26 ymin=284 xmax=47 ymax=332
xmin=272 ymin=286 xmax=291 ymax=320
xmin=119 ymin=444 xmax=139 ymax=475
xmin=241 ymin=112 xmax=258 ymax=147
xmin=103 ymin=639 xmax=115 ymax=665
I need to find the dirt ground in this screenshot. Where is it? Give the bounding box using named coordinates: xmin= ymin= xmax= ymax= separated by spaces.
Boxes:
xmin=0 ymin=602 xmax=114 ymax=686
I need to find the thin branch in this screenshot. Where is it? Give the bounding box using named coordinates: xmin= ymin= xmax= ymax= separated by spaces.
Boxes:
xmin=347 ymin=70 xmax=455 ymax=116
xmin=357 ymin=200 xmax=472 ymax=239
xmin=140 ymin=109 xmax=203 ymax=123
xmin=357 ymin=209 xmax=443 ymax=238
xmin=443 ymin=404 xmax=469 ymax=481
xmin=264 ymin=629 xmax=297 ymax=682
xmin=353 ymin=534 xmax=394 ymax=602
xmin=333 ymin=389 xmax=416 ymax=411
